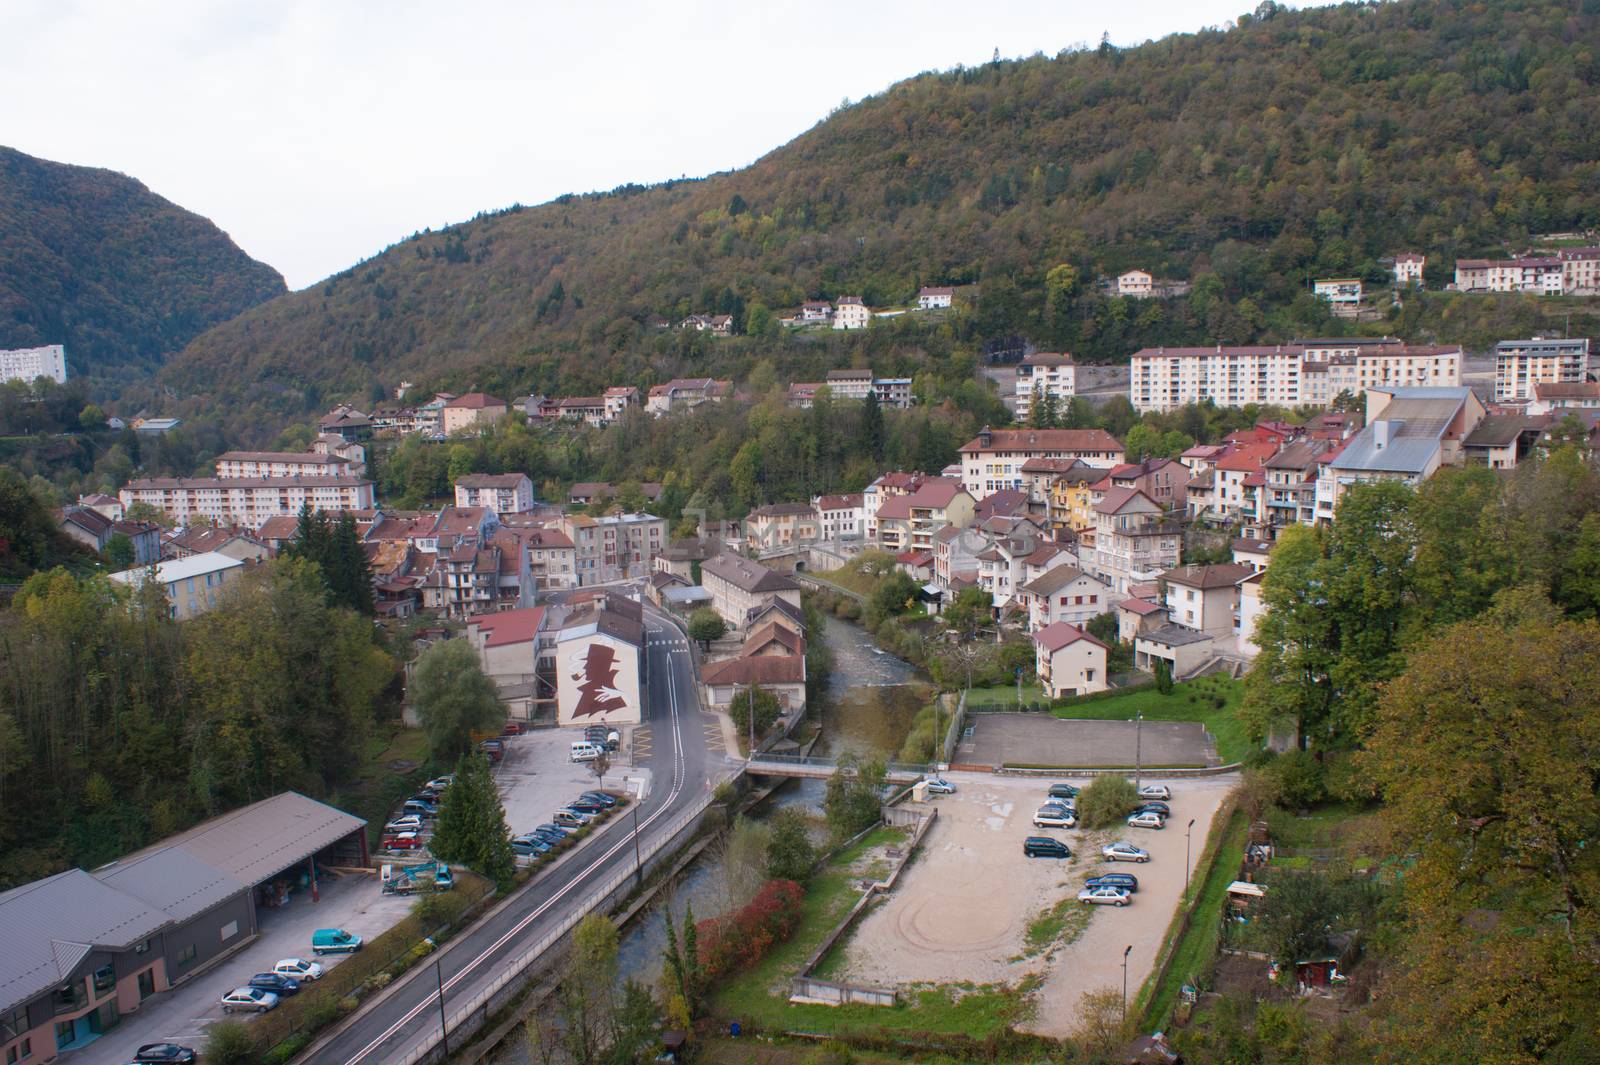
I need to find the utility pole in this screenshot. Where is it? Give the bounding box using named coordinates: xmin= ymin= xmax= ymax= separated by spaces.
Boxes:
xmin=1134 ymin=710 xmax=1144 ymax=790
xmin=1185 ymin=818 xmax=1197 ymax=898
xmin=1122 ymin=945 xmax=1132 ymax=1022
xmin=632 ymin=801 xmax=643 ymax=887
xmin=435 ymin=960 xmax=449 ymax=1055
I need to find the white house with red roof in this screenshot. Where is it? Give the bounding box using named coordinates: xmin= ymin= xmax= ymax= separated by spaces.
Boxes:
xmin=959 ymin=427 xmax=1125 ymax=498
xmin=1033 ymin=622 xmax=1109 ymax=697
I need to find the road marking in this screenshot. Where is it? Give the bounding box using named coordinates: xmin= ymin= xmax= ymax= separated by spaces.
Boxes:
xmin=344 ymin=639 xmax=690 ymax=1064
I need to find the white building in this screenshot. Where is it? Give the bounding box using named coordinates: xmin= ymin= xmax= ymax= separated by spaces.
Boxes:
xmin=1014 ymin=352 xmax=1076 ymax=421
xmin=555 ymin=593 xmax=644 ymax=727
xmin=959 ymin=427 xmax=1125 ymax=497
xmin=108 ymin=551 xmax=245 ymax=620
xmin=1131 ymin=342 xmax=1461 ymax=413
xmin=1313 ymin=278 xmax=1362 ymax=304
xmin=1494 ymin=338 xmax=1591 ymax=402
xmin=213 ymin=451 xmax=357 ymax=479
xmin=1392 ymin=253 xmax=1425 ymax=286
xmin=832 ymin=296 xmax=871 ymax=330
xmin=814 ymin=493 xmax=865 ymax=540
xmin=0 ymin=344 xmax=67 ymax=384
xmin=1033 ymin=622 xmax=1109 ymax=698
xmin=119 ymin=476 xmax=376 ymax=527
xmin=454 ymin=473 xmax=536 ymax=514
xmin=1558 ymin=247 xmax=1600 ymax=294
xmin=1117 ymin=270 xmax=1154 ymax=298
xmin=917 ymin=286 xmax=954 ymax=310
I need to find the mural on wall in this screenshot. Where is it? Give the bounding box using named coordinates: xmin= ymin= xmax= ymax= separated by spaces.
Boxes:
xmin=556 ymin=634 xmax=641 ymax=726
xmin=571 ymin=643 xmax=628 ymax=718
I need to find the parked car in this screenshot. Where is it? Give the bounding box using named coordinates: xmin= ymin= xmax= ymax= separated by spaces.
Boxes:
xmin=401 ymin=800 xmax=438 ymax=819
xmin=1137 ymin=784 xmax=1172 ymax=801
xmin=382 ymin=832 xmax=423 ymax=851
xmin=383 ymin=815 xmax=423 ymax=834
xmin=501 ymin=722 xmax=524 ymax=736
xmin=586 ymin=726 xmax=620 ymax=751
xmin=1022 ymin=836 xmax=1072 ymax=859
xmin=534 ymin=822 xmax=572 ymax=838
xmin=579 ymin=791 xmax=619 ymax=808
xmin=425 ymin=775 xmax=454 ymax=791
xmin=511 ymin=838 xmax=549 ymax=858
xmin=1078 ymin=885 xmax=1133 ymax=906
xmin=1033 ymin=807 xmax=1077 ymax=829
xmin=273 ymin=958 xmax=324 ymax=981
xmin=131 ymin=1044 xmax=196 ymax=1064
xmin=311 ymin=928 xmax=363 ymax=955
xmin=1132 ymin=801 xmax=1171 ymax=818
xmin=220 ymin=987 xmax=278 ymax=1013
xmin=553 ymin=809 xmax=592 ymax=828
xmin=529 ymin=827 xmax=569 ymax=845
xmin=1085 ymin=873 xmax=1139 ymax=894
xmin=1047 ymin=783 xmax=1080 ymax=800
xmin=923 ymin=777 xmax=957 ymax=795
xmin=1102 ymin=841 xmax=1151 ymax=863
xmin=1127 ymin=812 xmax=1167 ymax=830
xmin=567 ymin=796 xmax=608 ymax=814
xmin=247 ymin=972 xmax=302 ymax=996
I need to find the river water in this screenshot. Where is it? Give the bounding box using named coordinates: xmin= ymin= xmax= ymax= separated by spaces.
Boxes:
xmin=491 ymin=616 xmax=929 ymax=1057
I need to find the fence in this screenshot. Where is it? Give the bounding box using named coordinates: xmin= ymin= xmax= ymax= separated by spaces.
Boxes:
xmin=939 ymin=689 xmax=968 ymax=765
xmin=384 ymin=793 xmax=714 ymax=1065
xmin=787 ymin=978 xmax=898 ymax=1006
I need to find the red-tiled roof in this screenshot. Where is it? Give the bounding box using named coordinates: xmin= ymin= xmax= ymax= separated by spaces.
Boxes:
xmin=960 ymin=429 xmax=1124 ymax=454
xmin=467 ymin=607 xmax=546 ymax=647
xmin=1033 ymin=622 xmax=1108 ymax=653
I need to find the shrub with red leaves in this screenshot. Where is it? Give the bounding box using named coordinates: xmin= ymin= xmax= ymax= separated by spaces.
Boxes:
xmin=696 ymin=878 xmax=804 ymax=979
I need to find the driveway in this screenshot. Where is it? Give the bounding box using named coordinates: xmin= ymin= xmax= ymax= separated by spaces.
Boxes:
xmin=962 ymin=715 xmax=1218 ymax=768
xmin=67 ymin=873 xmax=415 ymax=1065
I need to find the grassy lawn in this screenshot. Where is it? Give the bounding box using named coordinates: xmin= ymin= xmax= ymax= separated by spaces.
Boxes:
xmin=811 ymin=566 xmax=880 ymax=599
xmin=708 ymin=826 xmax=1033 ymax=1040
xmin=964 ymin=682 xmax=1045 ymax=709
xmin=1021 ymin=894 xmax=1091 ymax=959
xmin=330 ymin=726 xmax=435 ymax=847
xmin=1138 ymin=807 xmax=1249 ymax=1026
xmin=1050 ymin=676 xmax=1251 ymax=764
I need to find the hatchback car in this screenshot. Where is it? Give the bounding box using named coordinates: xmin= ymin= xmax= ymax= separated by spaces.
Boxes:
xmin=1033 ymin=806 xmax=1077 ymax=828
xmin=511 ymin=838 xmax=550 ymax=858
xmin=383 ymin=815 xmax=423 ymax=834
xmin=273 ymin=958 xmax=324 ymax=981
xmin=923 ymin=777 xmax=957 ymax=795
xmin=1127 ymin=811 xmax=1167 ymax=830
xmin=1137 ymin=784 xmax=1173 ymax=801
xmin=1022 ymin=836 xmax=1072 ymax=859
xmin=1102 ymin=841 xmax=1151 ymax=863
xmin=247 ymin=972 xmax=301 ymax=996
xmin=579 ymin=791 xmax=619 ymax=807
xmin=1047 ymin=783 xmax=1080 ymax=800
xmin=382 ymin=832 xmax=423 ymax=851
xmin=1132 ymin=801 xmax=1171 ymax=818
xmin=220 ymin=987 xmax=279 ymax=1013
xmin=132 ymin=1044 xmax=196 ymax=1064
xmin=553 ymin=809 xmax=592 ymax=827
xmin=529 ymin=827 xmax=569 ymax=845
xmin=1086 ymin=872 xmax=1139 ymax=893
xmin=567 ymin=796 xmax=608 ymax=813
xmin=1078 ymin=884 xmax=1133 ymax=906
xmin=425 ymin=775 xmax=454 ymax=791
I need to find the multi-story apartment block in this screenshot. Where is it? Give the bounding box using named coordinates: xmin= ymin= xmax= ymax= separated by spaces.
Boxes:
xmin=1258 ymin=439 xmax=1335 ymax=532
xmin=917 ymin=286 xmax=955 ymax=309
xmin=558 ymin=512 xmax=665 ymax=584
xmin=1313 ymin=344 xmax=1462 ymax=404
xmin=959 ymin=427 xmax=1125 ymax=497
xmin=644 ymin=378 xmax=730 ymax=416
xmin=1130 ymin=346 xmax=1309 ymax=412
xmin=875 ymin=481 xmax=976 ymax=553
xmin=213 ymin=451 xmax=358 ymax=479
xmin=1013 ymin=352 xmax=1076 ymax=421
xmin=1454 ymin=257 xmax=1565 ymax=293
xmin=1316 ymin=387 xmax=1486 ymax=520
xmin=1088 ymin=488 xmax=1182 ymax=596
xmin=119 ymin=476 xmax=376 ymax=527
xmin=1313 ymin=278 xmax=1362 ymax=305
xmin=1392 ymin=252 xmax=1425 ymax=286
xmin=700 ymin=554 xmax=802 ymax=629
xmin=744 ymin=504 xmax=820 ymax=551
xmin=1494 ymin=337 xmax=1591 ymax=401
xmin=814 ymin=493 xmax=865 ymax=539
xmin=108 ymin=551 xmax=246 ymax=619
xmin=832 ymin=296 xmax=871 ymax=330
xmin=442 ymin=393 xmax=508 ymax=435
xmin=523 ymin=527 xmax=577 ymax=590
xmin=454 ymin=473 xmax=535 ymax=514
xmin=0 ymin=343 xmax=67 ymax=383
xmin=1558 ymin=247 xmax=1600 ymax=294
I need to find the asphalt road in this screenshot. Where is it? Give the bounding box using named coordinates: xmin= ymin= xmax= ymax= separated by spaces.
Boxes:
xmin=300 ymin=600 xmax=712 ymax=1065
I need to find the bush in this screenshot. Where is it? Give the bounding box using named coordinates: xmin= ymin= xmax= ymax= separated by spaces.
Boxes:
xmin=1077 ymin=776 xmax=1141 ymax=829
xmin=713 ymin=780 xmax=739 ymax=807
xmin=729 ymin=686 xmax=782 ymax=742
xmin=1268 ymin=749 xmax=1327 ymax=808
xmin=204 ymin=1020 xmax=258 ymax=1065
xmin=766 ymin=808 xmax=817 ymax=881
xmin=696 ymin=878 xmax=804 ymax=979
xmin=808 ymin=1042 xmax=857 ymax=1065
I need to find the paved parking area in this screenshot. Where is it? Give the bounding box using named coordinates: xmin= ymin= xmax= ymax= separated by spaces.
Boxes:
xmin=69 ymin=873 xmax=415 ymax=1065
xmin=495 ymin=728 xmax=649 ymax=842
xmin=961 ymin=715 xmax=1218 ymax=768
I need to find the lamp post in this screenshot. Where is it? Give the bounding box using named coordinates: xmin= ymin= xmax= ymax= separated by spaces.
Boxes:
xmin=1122 ymin=944 xmax=1133 ymax=1022
xmin=632 ymin=801 xmax=643 ymax=887
xmin=1185 ymin=818 xmax=1197 ymax=898
xmin=435 ymin=960 xmax=449 ymax=1054
xmin=1134 ymin=710 xmax=1144 ymax=790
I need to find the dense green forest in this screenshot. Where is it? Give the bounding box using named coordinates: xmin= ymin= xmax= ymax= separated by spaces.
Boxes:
xmin=0 ymin=557 xmax=398 ymax=888
xmin=156 ymin=0 xmax=1600 ymax=444
xmin=0 ymin=144 xmax=285 ymax=388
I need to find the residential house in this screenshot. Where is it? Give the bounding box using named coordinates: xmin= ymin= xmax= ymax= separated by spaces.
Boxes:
xmin=523 ymin=527 xmax=577 ymax=591
xmin=799 ymin=300 xmax=833 ymax=322
xmin=875 ymin=480 xmax=976 ymax=553
xmin=832 ymin=296 xmax=870 ymax=330
xmin=680 ymin=314 xmax=733 ymax=336
xmin=558 ymin=397 xmax=608 ymax=427
xmin=644 ymin=377 xmax=728 ymax=416
xmin=1463 ymin=415 xmax=1542 ymax=470
xmin=1235 ymin=570 xmax=1268 ymax=658
xmin=824 ymin=368 xmax=875 ymax=400
xmin=424 ymin=541 xmax=502 ymax=618
xmin=1116 ymin=596 xmax=1167 ymax=643
xmin=319 ymin=405 xmax=372 ymax=440
xmin=654 ymin=537 xmax=721 ymax=582
xmin=1313 ymin=278 xmax=1362 ymax=307
xmin=454 ymin=473 xmax=536 ymax=514
xmin=1494 ymin=338 xmax=1590 ymax=402
xmin=814 ymin=493 xmax=865 ymax=540
xmin=1021 ymin=566 xmax=1112 ymax=631
xmin=700 ymin=554 xmax=802 ymax=629
xmin=959 ymin=427 xmax=1125 ymax=498
xmin=108 ymin=552 xmax=245 ymax=619
xmin=1014 ymin=352 xmax=1076 ymax=421
xmin=1134 ymin=624 xmax=1215 ymax=679
xmin=58 ymin=507 xmax=161 ymax=564
xmin=1231 ymin=538 xmax=1274 ymax=571
xmin=555 ymin=592 xmax=644 ymax=726
xmin=1557 ymin=246 xmax=1600 ymax=294
xmin=1018 ymin=458 xmax=1101 ymax=534
xmin=1033 ymin=622 xmax=1109 ymax=698
xmin=1528 ymin=381 xmax=1600 ymax=416
xmin=132 ymin=417 xmax=182 ymax=436
xmin=916 ymin=286 xmax=954 ymax=310
xmin=1257 ymin=439 xmax=1333 ymax=531
xmin=119 ymin=476 xmax=376 ymax=527
xmin=744 ymin=503 xmax=820 ymax=551
xmin=76 ymin=492 xmax=123 ymax=521
xmin=1393 ymin=252 xmax=1425 ymax=286
xmin=163 ymin=526 xmax=268 ymax=564
xmin=1161 ymin=564 xmax=1254 ymax=638
xmin=465 ymin=607 xmax=548 ymax=719
xmin=1089 ymin=488 xmax=1182 ymax=596
xmin=1094 ymin=458 xmax=1191 ymax=512
xmin=604 ymin=386 xmax=639 ymax=420
xmin=1454 ymin=256 xmax=1564 ymax=294
xmin=932 ymin=524 xmax=981 ymax=590
xmin=1117 ymin=270 xmax=1154 ymax=298
xmin=700 ymin=654 xmax=807 ymax=719
xmin=312 ymin=434 xmax=367 ymax=473
xmin=441 ymin=393 xmax=508 ymax=435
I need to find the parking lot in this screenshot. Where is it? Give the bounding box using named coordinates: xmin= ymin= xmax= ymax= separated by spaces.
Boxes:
xmin=832 ymin=771 xmax=1236 ymax=1039
xmin=494 ymin=726 xmax=648 ymax=845
xmin=71 ymin=872 xmax=415 ymax=1065
xmin=960 ymin=715 xmax=1219 ymax=769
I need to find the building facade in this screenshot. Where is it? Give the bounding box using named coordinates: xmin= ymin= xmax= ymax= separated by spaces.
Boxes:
xmin=0 ymin=344 xmax=67 ymax=384
xmin=959 ymin=427 xmax=1125 ymax=497
xmin=454 ymin=473 xmax=535 ymax=514
xmin=119 ymin=476 xmax=376 ymax=527
xmin=1013 ymin=352 xmax=1076 ymax=421
xmin=1494 ymin=337 xmax=1591 ymax=402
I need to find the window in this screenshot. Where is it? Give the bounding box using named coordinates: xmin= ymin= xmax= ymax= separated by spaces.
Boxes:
xmin=220 ymin=920 xmax=239 ymax=941
xmin=1086 ymin=669 xmax=1096 ymax=682
xmin=54 ymin=980 xmax=86 ymax=1014
xmin=2 ymin=1007 xmax=26 ymax=1041
xmin=177 ymin=944 xmax=197 ymax=967
xmin=92 ymin=965 xmax=114 ymax=995
xmin=7 ymin=1036 xmax=34 ymax=1063
xmin=137 ymin=970 xmax=155 ymax=1000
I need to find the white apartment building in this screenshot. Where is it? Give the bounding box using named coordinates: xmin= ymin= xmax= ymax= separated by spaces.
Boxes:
xmin=454 ymin=473 xmax=536 ymax=514
xmin=0 ymin=344 xmax=67 ymax=384
xmin=832 ymin=296 xmax=871 ymax=330
xmin=213 ymin=451 xmax=357 ymax=479
xmin=119 ymin=476 xmax=376 ymax=527
xmin=1494 ymin=338 xmax=1592 ymax=402
xmin=1014 ymin=352 xmax=1076 ymax=421
xmin=108 ymin=551 xmax=245 ymax=620
xmin=819 ymin=369 xmax=914 ymax=408
xmin=814 ymin=493 xmax=865 ymax=540
xmin=1130 ymin=346 xmax=1310 ymax=412
xmin=1117 ymin=271 xmax=1154 ymax=298
xmin=1313 ymin=278 xmax=1362 ymax=304
xmin=1558 ymin=247 xmax=1600 ymax=294
xmin=958 ymin=427 xmax=1125 ymax=497
xmin=1315 ymin=345 xmax=1462 ymax=404
xmin=1393 ymin=253 xmax=1425 ymax=286
xmin=1455 ymin=257 xmax=1565 ymax=293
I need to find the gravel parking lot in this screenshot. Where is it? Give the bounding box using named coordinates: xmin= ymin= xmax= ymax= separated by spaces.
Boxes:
xmin=494 ymin=727 xmax=648 ymax=844
xmin=962 ymin=715 xmax=1219 ymax=769
xmin=835 ymin=771 xmax=1236 ymax=1039
xmin=71 ymin=873 xmax=415 ymax=1065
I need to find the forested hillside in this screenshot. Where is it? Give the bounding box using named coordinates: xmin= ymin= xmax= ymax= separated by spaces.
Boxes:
xmin=164 ymin=0 xmax=1600 ymax=441
xmin=0 ymin=145 xmax=285 ymax=386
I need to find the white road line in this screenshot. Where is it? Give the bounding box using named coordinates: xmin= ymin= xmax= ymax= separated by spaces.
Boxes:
xmin=344 ymin=642 xmax=689 ymax=1064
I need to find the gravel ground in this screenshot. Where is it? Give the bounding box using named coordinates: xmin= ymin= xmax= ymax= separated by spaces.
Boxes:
xmin=835 ymin=772 xmax=1236 ymax=1038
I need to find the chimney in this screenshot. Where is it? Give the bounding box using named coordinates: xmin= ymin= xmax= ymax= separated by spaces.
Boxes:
xmin=1373 ymin=420 xmax=1393 ymax=449
xmin=979 ymin=426 xmax=992 ymax=448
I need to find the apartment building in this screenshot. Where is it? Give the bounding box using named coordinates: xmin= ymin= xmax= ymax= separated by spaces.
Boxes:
xmin=814 ymin=493 xmax=865 ymax=539
xmin=1021 ymin=566 xmax=1112 ymax=631
xmin=1393 ymin=252 xmax=1425 ymax=286
xmin=604 ymin=386 xmax=639 ymax=420
xmin=557 ymin=512 xmax=665 ymax=584
xmin=1528 ymin=381 xmax=1600 ymax=416
xmin=832 ymin=296 xmax=871 ymax=330
xmin=959 ymin=427 xmax=1125 ymax=497
xmin=1317 ymin=386 xmax=1486 ymax=518
xmin=214 ymin=451 xmax=357 ymax=479
xmin=454 ymin=473 xmax=535 ymax=514
xmin=1313 ymin=278 xmax=1362 ymax=305
xmin=1117 ymin=271 xmax=1154 ymax=298
xmin=119 ymin=476 xmax=376 ymax=527
xmin=1013 ymin=352 xmax=1076 ymax=421
xmin=1161 ymin=563 xmax=1254 ymax=638
xmin=1313 ymin=345 xmax=1462 ymax=404
xmin=523 ymin=527 xmax=577 ymax=590
xmin=744 ymin=503 xmax=820 ymax=551
xmin=0 ymin=343 xmax=67 ymax=383
xmin=1494 ymin=337 xmax=1591 ymax=401
xmin=700 ymin=554 xmax=802 ymax=629
xmin=1130 ymin=346 xmax=1310 ymax=412
xmin=109 ymin=551 xmax=245 ymax=619
xmin=442 ymin=393 xmax=508 ymax=435
xmin=1089 ymin=488 xmax=1182 ymax=596
xmin=875 ymin=481 xmax=976 ymax=553
xmin=1558 ymin=247 xmax=1600 ymax=293
xmin=1454 ymin=257 xmax=1564 ymax=293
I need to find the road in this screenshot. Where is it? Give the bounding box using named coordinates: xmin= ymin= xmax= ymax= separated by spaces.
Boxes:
xmin=300 ymin=599 xmax=715 ymax=1065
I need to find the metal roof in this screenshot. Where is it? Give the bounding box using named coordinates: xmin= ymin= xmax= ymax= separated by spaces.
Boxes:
xmin=107 ymin=550 xmax=245 ymax=587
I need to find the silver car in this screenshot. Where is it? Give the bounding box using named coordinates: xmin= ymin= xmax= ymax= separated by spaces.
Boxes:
xmin=1102 ymin=840 xmax=1151 ymax=863
xmin=220 ymin=987 xmax=278 ymax=1013
xmin=1077 ymin=885 xmax=1132 ymax=906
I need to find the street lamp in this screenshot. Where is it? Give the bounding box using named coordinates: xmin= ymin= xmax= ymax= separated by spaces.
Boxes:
xmin=435 ymin=960 xmax=449 ymax=1054
xmin=1185 ymin=818 xmax=1197 ymax=898
xmin=1134 ymin=710 xmax=1144 ymax=790
xmin=1122 ymin=944 xmax=1133 ymax=1022
xmin=632 ymin=801 xmax=643 ymax=886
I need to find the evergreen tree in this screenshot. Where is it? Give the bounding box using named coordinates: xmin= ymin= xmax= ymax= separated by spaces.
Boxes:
xmin=860 ymin=389 xmax=883 ymax=460
xmin=430 ymin=751 xmax=515 ymax=888
xmin=330 ymin=512 xmax=374 ymax=614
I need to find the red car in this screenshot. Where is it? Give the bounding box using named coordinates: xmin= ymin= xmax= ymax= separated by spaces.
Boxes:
xmin=501 ymin=722 xmax=523 ymax=736
xmin=382 ymin=833 xmax=422 ymax=851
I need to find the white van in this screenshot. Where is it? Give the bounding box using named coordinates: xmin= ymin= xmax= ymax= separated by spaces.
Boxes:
xmin=570 ymin=741 xmax=603 ymax=763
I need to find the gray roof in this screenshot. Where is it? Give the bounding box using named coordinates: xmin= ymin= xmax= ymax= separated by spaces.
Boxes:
xmin=701 ymin=553 xmax=800 ymax=594
xmin=0 ymin=870 xmax=171 ymax=1012
xmin=1136 ymin=623 xmax=1215 ymax=648
xmin=1464 ymin=415 xmax=1535 ymax=448
xmin=662 ymin=586 xmax=712 ymax=605
xmin=1330 ymin=390 xmax=1470 ymax=475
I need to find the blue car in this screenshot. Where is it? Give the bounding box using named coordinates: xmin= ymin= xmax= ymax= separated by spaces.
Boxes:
xmin=248 ymin=972 xmax=301 ymax=996
xmin=511 ymin=837 xmax=550 ymax=857
xmin=1085 ymin=873 xmax=1139 ymax=894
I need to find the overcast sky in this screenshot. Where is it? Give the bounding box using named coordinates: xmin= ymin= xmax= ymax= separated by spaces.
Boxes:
xmin=4 ymin=1 xmax=1313 ymax=290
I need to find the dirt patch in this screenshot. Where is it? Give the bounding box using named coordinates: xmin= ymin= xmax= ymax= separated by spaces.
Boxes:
xmin=964 ymin=716 xmax=1219 ymax=768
